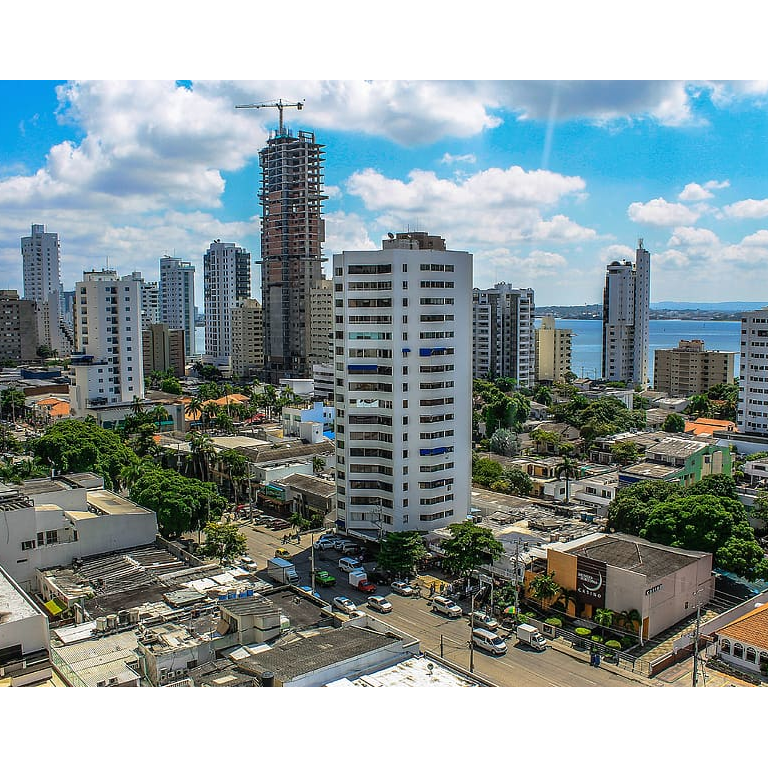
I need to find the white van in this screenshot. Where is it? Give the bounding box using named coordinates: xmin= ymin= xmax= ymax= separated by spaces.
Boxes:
xmin=338 ymin=556 xmax=362 ymax=573
xmin=431 ymin=595 xmax=463 ymax=618
xmin=472 ymin=627 xmax=508 ymax=655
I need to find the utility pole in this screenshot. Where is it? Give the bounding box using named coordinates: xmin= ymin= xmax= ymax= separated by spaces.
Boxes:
xmin=513 ymin=538 xmax=521 ymax=622
xmin=469 ymin=591 xmax=476 ymax=673
xmin=692 ymin=587 xmax=705 ymax=687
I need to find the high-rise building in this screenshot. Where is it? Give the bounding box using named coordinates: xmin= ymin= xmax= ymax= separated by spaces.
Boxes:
xmin=654 ymin=339 xmax=736 ymax=397
xmin=127 ymin=272 xmax=161 ymax=332
xmin=0 ymin=290 xmax=40 ymax=364
xmin=309 ymin=278 xmax=333 ymax=366
xmin=472 ymin=283 xmax=535 ymax=388
xmin=738 ymin=309 xmax=768 ymax=435
xmin=22 ymin=223 xmax=60 ymax=305
xmin=21 ymin=223 xmax=70 ymax=355
xmin=602 ymin=239 xmax=650 ymax=386
xmin=142 ymin=323 xmax=186 ymax=380
xmin=535 ymin=314 xmax=573 ymax=384
xmin=259 ymin=124 xmax=326 ymax=382
xmin=231 ymin=298 xmax=264 ymax=379
xmin=159 ymin=255 xmax=196 ymax=358
xmin=203 ymin=240 xmax=251 ymax=368
xmin=69 ymin=270 xmax=144 ymax=416
xmin=333 ymin=232 xmax=472 ymax=537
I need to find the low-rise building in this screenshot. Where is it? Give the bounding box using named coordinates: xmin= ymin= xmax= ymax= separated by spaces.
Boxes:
xmin=541 ymin=532 xmax=714 ymax=641
xmin=0 ymin=563 xmax=52 ymax=686
xmin=619 ymin=435 xmax=732 ymax=488
xmin=715 ymin=601 xmax=768 ymax=676
xmin=281 ymin=401 xmax=334 ymax=444
xmin=570 ymin=472 xmax=619 ymax=510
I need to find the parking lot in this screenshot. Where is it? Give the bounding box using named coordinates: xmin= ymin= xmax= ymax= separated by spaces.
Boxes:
xmin=236 ymin=518 xmax=645 ymax=687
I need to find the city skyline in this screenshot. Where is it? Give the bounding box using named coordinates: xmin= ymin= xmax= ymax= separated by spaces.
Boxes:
xmin=2 ymin=80 xmax=768 ymax=310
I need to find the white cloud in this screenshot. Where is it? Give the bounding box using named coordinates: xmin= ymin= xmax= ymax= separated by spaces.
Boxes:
xmin=653 ymin=248 xmax=691 ymax=268
xmin=627 ymin=198 xmax=700 ymax=227
xmin=704 ymin=179 xmax=730 ymax=190
xmin=678 ymin=183 xmax=713 ymax=202
xmin=667 ymin=226 xmax=720 ymax=251
xmin=323 ymin=211 xmax=377 ymax=257
xmin=722 ymin=199 xmax=768 ymax=219
xmin=440 ymin=153 xmax=477 ymax=165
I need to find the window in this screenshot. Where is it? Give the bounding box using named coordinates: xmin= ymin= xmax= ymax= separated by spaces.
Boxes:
xmin=21 ymin=540 xmax=35 ymax=551
xmin=45 ymin=530 xmax=58 ymax=545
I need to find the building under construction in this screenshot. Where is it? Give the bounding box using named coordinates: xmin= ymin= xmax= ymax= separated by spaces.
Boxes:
xmin=258 ymin=123 xmax=327 ymax=382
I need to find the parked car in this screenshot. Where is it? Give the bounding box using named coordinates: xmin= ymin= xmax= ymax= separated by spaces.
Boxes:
xmin=366 ymin=595 xmax=393 ymax=613
xmin=431 ymin=595 xmax=463 ymax=618
xmin=472 ymin=627 xmax=507 ymax=655
xmin=271 ymin=521 xmax=291 ymax=531
xmin=274 ymin=547 xmax=290 ymax=558
xmin=299 ymin=586 xmax=321 ymax=599
xmin=313 ymin=539 xmax=338 ymax=551
xmin=332 ymin=596 xmax=357 ymax=615
xmin=338 ymin=556 xmax=364 ymax=573
xmin=471 ymin=611 xmax=500 ymax=631
xmin=391 ymin=580 xmax=415 ymax=597
xmin=314 ymin=570 xmax=336 ymax=587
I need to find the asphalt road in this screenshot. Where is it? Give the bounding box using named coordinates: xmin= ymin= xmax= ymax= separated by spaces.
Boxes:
xmin=239 ymin=520 xmax=643 ymax=687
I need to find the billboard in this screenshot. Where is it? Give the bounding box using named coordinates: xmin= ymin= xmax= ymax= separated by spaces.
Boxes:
xmin=576 ymin=556 xmax=607 ymax=607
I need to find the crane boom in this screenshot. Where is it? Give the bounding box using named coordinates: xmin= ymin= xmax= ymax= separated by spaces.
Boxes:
xmin=235 ymin=99 xmax=304 ymax=135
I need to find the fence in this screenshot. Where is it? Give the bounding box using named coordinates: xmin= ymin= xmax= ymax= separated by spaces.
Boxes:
xmin=554 ymin=626 xmax=644 ymax=674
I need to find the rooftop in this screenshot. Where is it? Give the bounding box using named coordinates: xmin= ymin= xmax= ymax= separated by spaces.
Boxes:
xmin=0 ymin=565 xmax=41 ymax=624
xmin=235 ymin=623 xmax=401 ymax=682
xmin=559 ymin=533 xmax=707 ymax=581
xmin=87 ymin=490 xmax=152 ymax=515
xmin=332 ymin=654 xmax=482 ymax=687
xmin=647 ymin=436 xmax=709 ymax=459
xmin=717 ymin=602 xmax=768 ymax=647
xmin=279 ymin=472 xmax=335 ymax=498
xmin=620 ymin=461 xmax=678 ymax=479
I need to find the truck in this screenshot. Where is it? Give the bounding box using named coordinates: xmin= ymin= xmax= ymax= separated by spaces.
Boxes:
xmin=515 ymin=623 xmax=547 ymax=651
xmin=349 ymin=569 xmax=376 ymax=593
xmin=267 ymin=557 xmax=300 ymax=586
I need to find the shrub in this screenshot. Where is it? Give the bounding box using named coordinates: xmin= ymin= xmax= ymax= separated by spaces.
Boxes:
xmin=574 ymin=627 xmax=591 ymax=637
xmin=590 ymin=635 xmax=605 ymax=644
xmin=544 ymin=617 xmax=562 ymax=628
xmin=620 ymin=636 xmax=635 ymax=650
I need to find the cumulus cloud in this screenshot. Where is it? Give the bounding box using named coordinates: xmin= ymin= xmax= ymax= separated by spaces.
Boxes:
xmin=440 ymin=153 xmax=477 ymax=165
xmin=667 ymin=226 xmax=720 ymax=251
xmin=722 ymin=199 xmax=768 ymax=219
xmin=627 ymin=198 xmax=700 ymax=227
xmin=678 ymin=183 xmax=713 ymax=202
xmin=323 ymin=211 xmax=377 ymax=257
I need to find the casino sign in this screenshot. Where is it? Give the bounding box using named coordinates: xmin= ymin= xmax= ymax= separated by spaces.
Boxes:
xmin=575 ymin=556 xmax=607 ymax=608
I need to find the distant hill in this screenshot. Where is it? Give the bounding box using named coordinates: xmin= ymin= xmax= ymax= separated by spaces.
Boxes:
xmin=651 ymin=301 xmax=768 ymax=311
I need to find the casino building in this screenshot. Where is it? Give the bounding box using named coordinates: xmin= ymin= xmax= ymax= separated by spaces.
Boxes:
xmin=531 ymin=532 xmax=714 ymax=641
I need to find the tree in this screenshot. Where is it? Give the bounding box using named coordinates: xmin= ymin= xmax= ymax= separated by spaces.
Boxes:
xmin=528 ymin=571 xmax=561 ymax=606
xmin=532 ymin=385 xmax=553 ymax=407
xmin=377 ymin=531 xmax=428 ymax=577
xmin=0 ymin=387 xmax=26 ymax=422
xmin=129 ymin=464 xmax=227 ymax=538
xmin=312 ymin=455 xmax=326 ymax=476
xmin=189 ymin=432 xmax=215 ymax=482
xmin=440 ymin=520 xmax=504 ymax=581
xmin=686 ymin=394 xmax=711 ymax=419
xmin=185 ymin=397 xmax=204 ymax=428
xmin=751 ymin=489 xmax=768 ymax=528
xmin=36 ymin=344 xmax=54 ymax=363
xmin=198 ymin=521 xmax=247 ymax=564
xmin=611 ymin=440 xmax=640 ymax=466
xmin=160 ymin=376 xmax=182 ymax=396
xmin=471 ymin=455 xmax=504 ymax=488
xmin=501 ymin=466 xmax=534 ymax=496
xmin=218 ymin=448 xmax=247 ymax=505
xmin=663 ymin=413 xmax=686 ymax=433
xmin=555 ymin=456 xmax=579 ymax=503
xmin=32 ymin=419 xmax=138 ymax=490
xmin=594 ymin=608 xmax=615 ymax=638
xmin=489 ymin=428 xmax=521 ymax=457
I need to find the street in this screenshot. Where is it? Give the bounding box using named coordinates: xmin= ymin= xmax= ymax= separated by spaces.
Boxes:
xmin=238 ymin=520 xmax=645 ymax=687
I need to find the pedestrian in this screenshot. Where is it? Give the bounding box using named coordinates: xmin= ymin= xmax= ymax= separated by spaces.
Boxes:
xmin=429 ymin=584 xmax=435 ymax=598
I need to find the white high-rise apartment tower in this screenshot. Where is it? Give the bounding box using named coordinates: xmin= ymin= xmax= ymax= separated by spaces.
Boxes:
xmin=21 ymin=223 xmax=70 ymax=354
xmin=738 ymin=308 xmax=768 ymax=436
xmin=333 ymin=232 xmax=472 ymax=537
xmin=472 ymin=284 xmax=535 ymax=388
xmin=602 ymin=239 xmax=650 ymax=386
xmin=203 ymin=241 xmax=251 ymax=368
xmin=69 ymin=270 xmax=144 ymax=416
xmin=160 ymin=255 xmax=196 ymax=357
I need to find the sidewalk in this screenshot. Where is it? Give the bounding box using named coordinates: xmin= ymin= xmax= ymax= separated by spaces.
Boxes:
xmin=549 ymin=637 xmax=659 ymax=686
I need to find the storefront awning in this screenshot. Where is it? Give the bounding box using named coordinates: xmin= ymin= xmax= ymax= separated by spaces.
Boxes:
xmin=43 ymin=598 xmax=67 ymax=616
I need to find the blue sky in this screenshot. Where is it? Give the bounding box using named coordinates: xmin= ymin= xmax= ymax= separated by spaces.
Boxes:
xmin=1 ymin=5 xmax=767 ymax=312
xmin=3 ymin=79 xmax=768 ymax=309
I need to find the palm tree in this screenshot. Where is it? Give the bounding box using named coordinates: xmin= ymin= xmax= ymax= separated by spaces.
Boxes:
xmin=528 ymin=571 xmax=561 ymax=607
xmin=312 ymin=455 xmax=326 ymax=476
xmin=189 ymin=432 xmax=215 ymax=482
xmin=261 ymin=385 xmax=278 ymax=420
xmin=593 ymin=608 xmax=615 ymax=643
xmin=558 ymin=586 xmax=579 ymax=616
xmin=618 ymin=608 xmax=642 ymax=641
xmin=555 ymin=455 xmax=579 ymax=503
xmin=218 ymin=448 xmax=247 ymax=505
xmin=203 ymin=402 xmax=221 ymax=433
xmin=185 ymin=396 xmax=204 ymax=429
xmin=130 ymin=395 xmax=145 ymax=417
xmin=119 ymin=457 xmax=145 ymax=493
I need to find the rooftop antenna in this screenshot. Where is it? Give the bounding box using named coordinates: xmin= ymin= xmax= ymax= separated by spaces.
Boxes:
xmin=235 ymin=99 xmax=305 ymax=136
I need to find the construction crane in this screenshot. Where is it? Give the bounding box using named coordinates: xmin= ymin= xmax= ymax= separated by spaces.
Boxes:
xmin=235 ymin=99 xmax=304 ymax=136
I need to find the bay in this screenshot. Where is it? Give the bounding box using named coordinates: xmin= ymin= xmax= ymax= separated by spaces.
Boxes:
xmin=549 ymin=318 xmax=741 ymax=381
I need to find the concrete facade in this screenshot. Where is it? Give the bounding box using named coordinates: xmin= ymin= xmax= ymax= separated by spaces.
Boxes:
xmin=535 ymin=314 xmax=573 ymax=384
xmin=472 ymin=283 xmax=535 ymax=388
xmin=654 ymin=339 xmax=736 ymax=397
xmin=738 ymin=308 xmax=768 ymax=436
xmin=159 ymin=255 xmax=196 ymax=357
xmin=0 ymin=290 xmax=40 ymax=365
xmin=231 ymin=298 xmax=264 ymax=379
xmin=602 ymin=239 xmax=650 ymax=386
xmin=334 ymin=233 xmax=472 ymax=535
xmin=142 ymin=323 xmax=186 ymax=379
